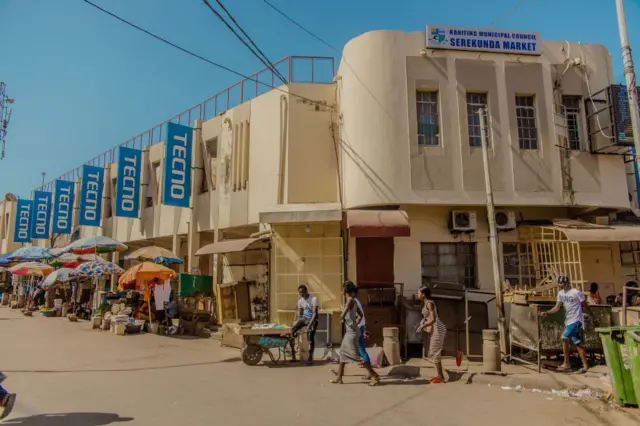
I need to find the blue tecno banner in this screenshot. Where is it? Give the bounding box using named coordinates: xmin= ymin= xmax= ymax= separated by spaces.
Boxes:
xmin=115 ymin=147 xmax=142 ymax=218
xmin=52 ymin=180 xmax=75 ymax=234
xmin=162 ymin=122 xmax=193 ymax=208
xmin=13 ymin=199 xmax=32 ymax=243
xmin=79 ymin=165 xmax=104 ymax=227
xmin=31 ymin=191 xmax=52 ymax=239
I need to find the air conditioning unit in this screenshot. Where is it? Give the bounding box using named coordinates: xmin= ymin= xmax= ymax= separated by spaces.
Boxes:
xmin=450 ymin=211 xmax=477 ymax=233
xmin=494 ymin=210 xmax=517 ymax=230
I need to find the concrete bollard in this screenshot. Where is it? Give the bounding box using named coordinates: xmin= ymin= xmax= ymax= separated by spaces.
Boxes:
xmin=383 ymin=327 xmax=401 ymax=366
xmin=482 ymin=329 xmax=501 ymax=372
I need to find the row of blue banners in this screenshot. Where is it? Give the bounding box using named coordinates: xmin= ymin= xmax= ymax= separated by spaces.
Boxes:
xmin=13 ymin=123 xmax=193 ymax=242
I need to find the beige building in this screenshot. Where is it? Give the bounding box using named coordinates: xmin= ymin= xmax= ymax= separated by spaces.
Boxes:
xmin=2 ymin=29 xmax=639 ymax=344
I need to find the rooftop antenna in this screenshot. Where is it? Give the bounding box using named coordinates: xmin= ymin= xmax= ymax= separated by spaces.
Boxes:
xmin=0 ymin=82 xmax=15 ymax=160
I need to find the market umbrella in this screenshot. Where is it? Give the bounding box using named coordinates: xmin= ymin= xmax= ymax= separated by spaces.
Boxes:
xmin=126 ymin=246 xmax=183 ymax=265
xmin=8 ymin=246 xmax=54 ymax=262
xmin=71 ymin=260 xmax=124 ymax=278
xmin=8 ymin=262 xmax=54 ymax=277
xmin=118 ymin=262 xmax=176 ymax=289
xmin=64 ymin=236 xmax=128 ymax=255
xmin=0 ymin=252 xmax=16 ymax=267
xmin=41 ymin=268 xmax=75 ymax=289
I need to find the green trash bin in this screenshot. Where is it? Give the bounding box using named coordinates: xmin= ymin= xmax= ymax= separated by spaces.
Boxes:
xmin=625 ymin=330 xmax=640 ymax=405
xmin=597 ymin=327 xmax=640 ymax=406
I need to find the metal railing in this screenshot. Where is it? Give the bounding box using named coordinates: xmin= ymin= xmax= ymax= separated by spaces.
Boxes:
xmin=38 ymin=56 xmax=335 ymax=193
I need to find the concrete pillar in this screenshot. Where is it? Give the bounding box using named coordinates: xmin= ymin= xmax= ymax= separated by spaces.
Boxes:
xmin=139 ymin=147 xmax=150 ymax=234
xmin=188 ymin=120 xmax=203 ymax=272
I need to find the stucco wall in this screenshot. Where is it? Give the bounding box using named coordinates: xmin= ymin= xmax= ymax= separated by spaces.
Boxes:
xmin=337 ymin=30 xmax=628 ymax=209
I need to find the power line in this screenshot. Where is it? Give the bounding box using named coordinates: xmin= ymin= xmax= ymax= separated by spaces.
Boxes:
xmin=262 ymin=0 xmax=392 ymax=117
xmin=211 ymin=0 xmax=288 ymax=84
xmin=82 ymin=0 xmax=330 ymax=108
xmin=201 ymin=0 xmax=288 ymax=85
xmin=490 ymin=0 xmax=535 ymax=26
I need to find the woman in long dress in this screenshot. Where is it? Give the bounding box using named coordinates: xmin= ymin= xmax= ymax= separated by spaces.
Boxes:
xmin=417 ymin=286 xmax=446 ymax=383
xmin=330 ymin=282 xmax=380 ymax=386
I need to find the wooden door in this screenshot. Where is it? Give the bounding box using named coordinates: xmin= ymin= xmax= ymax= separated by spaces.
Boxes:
xmin=356 ymin=237 xmax=394 ymax=287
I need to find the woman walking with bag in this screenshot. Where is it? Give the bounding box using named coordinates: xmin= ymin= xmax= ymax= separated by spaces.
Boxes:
xmin=417 ymin=286 xmax=446 ymax=383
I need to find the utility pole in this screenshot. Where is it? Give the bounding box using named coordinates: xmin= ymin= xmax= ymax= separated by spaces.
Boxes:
xmin=41 ymin=172 xmax=46 ymax=189
xmin=616 ymin=0 xmax=640 ymax=159
xmin=0 ymin=82 xmax=14 ymax=160
xmin=479 ymin=108 xmax=507 ymax=355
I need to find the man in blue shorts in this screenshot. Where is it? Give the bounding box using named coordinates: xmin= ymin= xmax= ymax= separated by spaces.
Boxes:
xmin=540 ymin=275 xmax=594 ymax=373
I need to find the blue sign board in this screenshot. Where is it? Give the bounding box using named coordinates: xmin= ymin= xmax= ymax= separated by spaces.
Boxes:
xmin=52 ymin=180 xmax=75 ymax=234
xmin=13 ymin=199 xmax=32 ymax=243
xmin=115 ymin=147 xmax=142 ymax=218
xmin=31 ymin=191 xmax=52 ymax=239
xmin=79 ymin=165 xmax=104 ymax=227
xmin=426 ymin=25 xmax=541 ymax=55
xmin=162 ymin=122 xmax=193 ymax=208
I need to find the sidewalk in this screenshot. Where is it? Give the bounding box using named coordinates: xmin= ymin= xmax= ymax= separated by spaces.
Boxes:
xmin=382 ymin=357 xmax=613 ymax=395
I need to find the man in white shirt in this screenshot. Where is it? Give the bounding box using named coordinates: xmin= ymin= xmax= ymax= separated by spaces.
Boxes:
xmin=290 ymin=285 xmax=318 ymax=363
xmin=540 ymin=275 xmax=594 ymax=373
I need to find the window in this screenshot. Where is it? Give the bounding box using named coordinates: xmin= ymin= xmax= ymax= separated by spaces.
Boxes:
xmin=562 ymin=96 xmax=582 ymax=150
xmin=421 ymin=243 xmax=477 ymax=288
xmin=502 ymin=243 xmax=535 ymax=288
xmin=417 ymin=91 xmax=440 ymax=146
xmin=467 ymin=93 xmax=489 ymax=147
xmin=515 ymin=95 xmax=538 ymax=150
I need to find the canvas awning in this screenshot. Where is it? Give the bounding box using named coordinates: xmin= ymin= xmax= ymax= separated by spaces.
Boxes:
xmin=523 ymin=219 xmax=640 ymax=242
xmin=346 ymin=209 xmax=410 ymax=238
xmin=195 ymin=237 xmax=268 ymax=256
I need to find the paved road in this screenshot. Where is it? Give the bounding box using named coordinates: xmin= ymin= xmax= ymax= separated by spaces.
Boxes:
xmin=1 ymin=307 xmax=637 ymax=426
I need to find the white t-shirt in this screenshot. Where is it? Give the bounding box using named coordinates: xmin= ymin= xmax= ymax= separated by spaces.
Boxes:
xmin=557 ymin=288 xmax=585 ymax=326
xmin=297 ymin=295 xmax=318 ymax=319
xmin=354 ymin=298 xmax=366 ymax=328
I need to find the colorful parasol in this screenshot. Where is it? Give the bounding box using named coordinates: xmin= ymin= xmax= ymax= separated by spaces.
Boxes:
xmin=118 ymin=262 xmax=176 ymax=290
xmin=8 ymin=246 xmax=54 ymax=262
xmin=0 ymin=252 xmax=16 ymax=267
xmin=41 ymin=268 xmax=76 ymax=288
xmin=71 ymin=260 xmax=124 ymax=278
xmin=64 ymin=236 xmax=128 ymax=255
xmin=9 ymin=262 xmax=54 ymax=276
xmin=126 ymin=246 xmax=183 ymax=265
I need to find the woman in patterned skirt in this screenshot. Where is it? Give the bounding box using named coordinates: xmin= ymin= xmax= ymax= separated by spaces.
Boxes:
xmin=417 ymin=286 xmax=446 ymax=383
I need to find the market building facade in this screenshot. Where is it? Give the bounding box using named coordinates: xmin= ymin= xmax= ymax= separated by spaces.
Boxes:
xmin=1 ymin=27 xmax=639 ymax=351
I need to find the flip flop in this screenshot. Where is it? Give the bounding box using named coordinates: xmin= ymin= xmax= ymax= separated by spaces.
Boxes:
xmin=556 ymin=365 xmax=572 ymax=372
xmin=576 ymin=368 xmax=588 ymax=374
xmin=0 ymin=393 xmax=16 ymax=420
xmin=369 ymin=376 xmax=380 ymax=387
xmin=329 ymin=379 xmax=343 ymax=384
xmin=430 ymin=377 xmax=444 ymax=384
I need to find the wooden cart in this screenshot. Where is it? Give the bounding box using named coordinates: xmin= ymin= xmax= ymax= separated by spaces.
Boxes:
xmin=239 ymin=326 xmax=294 ymax=366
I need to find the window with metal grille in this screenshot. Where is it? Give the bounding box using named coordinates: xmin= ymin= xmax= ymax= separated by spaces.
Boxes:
xmin=515 ymin=95 xmax=539 ymax=150
xmin=417 ymin=91 xmax=440 ymax=146
xmin=503 ymin=243 xmax=535 ymax=288
xmin=421 ymin=243 xmax=477 ymax=288
xmin=467 ymin=93 xmax=489 ymax=147
xmin=562 ymin=96 xmax=582 ymax=150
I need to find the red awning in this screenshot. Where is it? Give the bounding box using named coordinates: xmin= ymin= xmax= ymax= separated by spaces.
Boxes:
xmin=346 ymin=210 xmax=410 ymax=238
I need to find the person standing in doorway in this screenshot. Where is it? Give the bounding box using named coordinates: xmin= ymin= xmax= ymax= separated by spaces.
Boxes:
xmin=330 ymin=282 xmax=380 ymax=386
xmin=540 ymin=275 xmax=594 ymax=373
xmin=417 ymin=286 xmax=447 ymax=383
xmin=587 ymin=282 xmax=601 ymax=305
xmin=290 ymin=285 xmax=318 ymax=363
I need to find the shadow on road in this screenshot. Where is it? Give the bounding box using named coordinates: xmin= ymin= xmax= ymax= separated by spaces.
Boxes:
xmin=4 ymin=357 xmax=242 ymax=374
xmin=3 ymin=413 xmax=133 ymax=426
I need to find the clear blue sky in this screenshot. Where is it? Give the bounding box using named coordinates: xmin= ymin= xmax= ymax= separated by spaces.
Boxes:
xmin=1 ymin=0 xmax=639 ymax=198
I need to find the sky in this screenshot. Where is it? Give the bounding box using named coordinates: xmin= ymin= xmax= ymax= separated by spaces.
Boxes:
xmin=1 ymin=0 xmax=639 ymax=198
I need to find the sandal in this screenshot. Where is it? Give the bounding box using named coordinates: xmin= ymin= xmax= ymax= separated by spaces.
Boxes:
xmin=329 ymin=379 xmax=343 ymax=384
xmin=430 ymin=377 xmax=444 ymax=384
xmin=576 ymin=368 xmax=588 ymax=374
xmin=369 ymin=376 xmax=380 ymax=387
xmin=556 ymin=365 xmax=572 ymax=372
